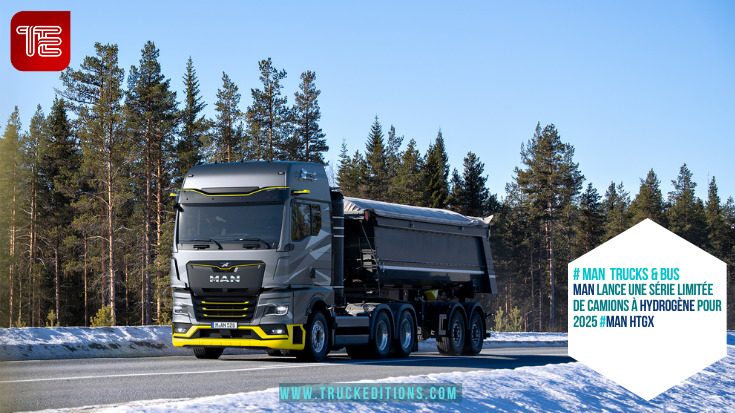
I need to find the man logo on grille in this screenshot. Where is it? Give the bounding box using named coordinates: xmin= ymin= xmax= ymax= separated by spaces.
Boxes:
xmin=11 ymin=11 xmax=70 ymax=71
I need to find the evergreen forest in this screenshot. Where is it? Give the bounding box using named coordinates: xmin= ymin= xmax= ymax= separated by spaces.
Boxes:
xmin=1 ymin=42 xmax=733 ymax=331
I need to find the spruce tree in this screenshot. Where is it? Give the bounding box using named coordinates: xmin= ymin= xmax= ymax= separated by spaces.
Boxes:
xmin=630 ymin=169 xmax=666 ymax=226
xmin=210 ymin=72 xmax=242 ymax=163
xmin=246 ymin=58 xmax=290 ymax=161
xmin=576 ymin=183 xmax=604 ymax=254
xmin=705 ymin=176 xmax=727 ymax=258
xmin=423 ymin=130 xmax=449 ymax=208
xmin=175 ymin=57 xmax=207 ymax=182
xmin=449 ymin=152 xmax=491 ymax=217
xmin=667 ymin=163 xmax=707 ymax=248
xmin=602 ymin=181 xmax=630 ymax=241
xmin=364 ymin=116 xmax=389 ymax=201
xmin=292 ymin=70 xmax=327 ymax=163
xmin=389 ymin=138 xmax=424 ymax=205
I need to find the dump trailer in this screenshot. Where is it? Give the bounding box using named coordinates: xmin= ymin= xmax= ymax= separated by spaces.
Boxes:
xmin=171 ymin=162 xmax=497 ymax=360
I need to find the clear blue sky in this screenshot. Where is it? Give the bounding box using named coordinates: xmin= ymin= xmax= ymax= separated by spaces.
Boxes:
xmin=2 ymin=1 xmax=734 ymax=202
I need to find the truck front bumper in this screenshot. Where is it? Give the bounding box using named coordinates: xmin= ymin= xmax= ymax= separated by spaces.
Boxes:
xmin=172 ymin=323 xmax=305 ymax=350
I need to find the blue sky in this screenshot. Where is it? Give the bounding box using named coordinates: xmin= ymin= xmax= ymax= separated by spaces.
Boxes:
xmin=2 ymin=1 xmax=734 ymax=202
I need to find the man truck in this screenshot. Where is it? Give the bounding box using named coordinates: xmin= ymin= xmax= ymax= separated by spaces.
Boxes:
xmin=171 ymin=162 xmax=497 ymax=361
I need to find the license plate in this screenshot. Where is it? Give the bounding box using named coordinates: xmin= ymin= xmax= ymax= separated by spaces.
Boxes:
xmin=212 ymin=322 xmax=237 ymax=329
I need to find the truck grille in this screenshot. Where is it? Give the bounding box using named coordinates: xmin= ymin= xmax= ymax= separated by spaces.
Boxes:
xmin=192 ymin=296 xmax=256 ymax=322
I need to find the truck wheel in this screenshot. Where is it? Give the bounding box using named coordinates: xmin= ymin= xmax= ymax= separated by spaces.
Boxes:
xmin=437 ymin=311 xmax=466 ymax=356
xmin=193 ymin=347 xmax=224 ymax=359
xmin=462 ymin=310 xmax=484 ymax=356
xmin=370 ymin=311 xmax=392 ymax=358
xmin=392 ymin=310 xmax=415 ymax=358
xmin=296 ymin=311 xmax=329 ymax=361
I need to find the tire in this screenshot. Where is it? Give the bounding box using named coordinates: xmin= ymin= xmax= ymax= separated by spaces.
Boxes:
xmin=462 ymin=310 xmax=484 ymax=356
xmin=437 ymin=311 xmax=466 ymax=356
xmin=392 ymin=310 xmax=415 ymax=358
xmin=296 ymin=311 xmax=329 ymax=361
xmin=370 ymin=311 xmax=392 ymax=358
xmin=193 ymin=347 xmax=224 ymax=359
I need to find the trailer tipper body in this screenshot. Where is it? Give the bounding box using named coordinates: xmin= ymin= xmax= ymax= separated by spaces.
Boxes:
xmin=171 ymin=162 xmax=497 ymax=360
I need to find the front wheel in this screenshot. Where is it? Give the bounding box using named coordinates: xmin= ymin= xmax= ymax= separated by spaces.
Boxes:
xmin=193 ymin=347 xmax=224 ymax=359
xmin=296 ymin=311 xmax=329 ymax=361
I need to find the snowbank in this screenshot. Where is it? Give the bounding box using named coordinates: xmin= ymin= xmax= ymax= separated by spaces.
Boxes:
xmin=0 ymin=327 xmax=565 ymax=361
xmin=63 ymin=332 xmax=735 ymax=413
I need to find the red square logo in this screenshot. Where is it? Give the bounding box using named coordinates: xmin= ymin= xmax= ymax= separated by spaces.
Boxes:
xmin=11 ymin=11 xmax=70 ymax=71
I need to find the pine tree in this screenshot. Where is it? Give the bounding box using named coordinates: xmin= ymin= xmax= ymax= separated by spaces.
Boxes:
xmin=0 ymin=108 xmax=23 ymax=327
xmin=630 ymin=169 xmax=666 ymax=226
xmin=514 ymin=123 xmax=581 ymax=331
xmin=364 ymin=116 xmax=389 ymax=201
xmin=59 ymin=42 xmax=127 ymax=325
xmin=209 ymin=72 xmax=242 ymax=163
xmin=423 ymin=130 xmax=449 ymax=208
xmin=667 ymin=163 xmax=707 ymax=248
xmin=126 ymin=41 xmax=178 ymax=325
xmin=246 ymin=58 xmax=290 ymax=161
xmin=576 ymin=183 xmax=604 ymax=254
xmin=175 ymin=57 xmax=208 ymax=183
xmin=292 ymin=70 xmax=327 ymax=163
xmin=24 ymin=105 xmax=45 ymax=326
xmin=38 ymin=97 xmax=80 ymax=326
xmin=389 ymin=138 xmax=424 ymax=205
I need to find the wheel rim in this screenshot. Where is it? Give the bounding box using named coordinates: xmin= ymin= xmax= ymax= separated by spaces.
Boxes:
xmin=471 ymin=319 xmax=482 ymax=346
xmin=376 ymin=320 xmax=389 ymax=351
xmin=399 ymin=317 xmax=412 ymax=350
xmin=452 ymin=320 xmax=463 ymax=347
xmin=311 ymin=320 xmax=325 ymax=353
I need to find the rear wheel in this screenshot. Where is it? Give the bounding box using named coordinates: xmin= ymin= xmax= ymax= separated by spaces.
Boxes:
xmin=462 ymin=310 xmax=485 ymax=356
xmin=369 ymin=311 xmax=392 ymax=358
xmin=437 ymin=311 xmax=466 ymax=356
xmin=296 ymin=311 xmax=329 ymax=361
xmin=392 ymin=310 xmax=415 ymax=358
xmin=193 ymin=347 xmax=224 ymax=359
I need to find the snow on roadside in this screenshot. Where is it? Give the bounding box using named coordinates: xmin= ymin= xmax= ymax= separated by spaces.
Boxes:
xmin=51 ymin=332 xmax=735 ymax=413
xmin=0 ymin=327 xmax=566 ymax=361
xmin=64 ymin=332 xmax=735 ymax=413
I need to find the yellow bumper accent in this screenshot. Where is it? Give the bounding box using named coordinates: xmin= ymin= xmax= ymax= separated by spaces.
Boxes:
xmin=172 ymin=324 xmax=305 ymax=350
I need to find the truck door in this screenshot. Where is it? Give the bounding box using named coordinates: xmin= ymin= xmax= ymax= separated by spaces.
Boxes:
xmin=288 ymin=200 xmax=332 ymax=286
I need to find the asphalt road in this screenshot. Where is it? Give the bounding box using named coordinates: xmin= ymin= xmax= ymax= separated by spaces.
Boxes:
xmin=0 ymin=346 xmax=571 ymax=412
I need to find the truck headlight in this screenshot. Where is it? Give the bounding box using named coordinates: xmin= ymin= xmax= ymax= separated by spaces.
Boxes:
xmin=263 ymin=304 xmax=289 ymax=316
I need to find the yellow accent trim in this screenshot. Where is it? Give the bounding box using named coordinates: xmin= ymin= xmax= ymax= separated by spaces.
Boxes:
xmin=190 ymin=263 xmax=261 ymax=271
xmin=170 ymin=192 xmax=178 ymax=197
xmin=200 ymin=301 xmax=250 ymax=305
xmin=292 ymin=189 xmax=310 ymax=195
xmin=172 ymin=324 xmax=306 ymax=350
xmin=178 ymin=186 xmax=289 ymax=197
xmin=202 ymin=308 xmax=248 ymax=311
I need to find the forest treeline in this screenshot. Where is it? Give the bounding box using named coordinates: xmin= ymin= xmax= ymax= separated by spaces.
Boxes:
xmin=1 ymin=41 xmax=733 ymax=330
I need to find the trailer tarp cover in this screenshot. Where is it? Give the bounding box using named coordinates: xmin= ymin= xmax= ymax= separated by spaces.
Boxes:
xmin=344 ymin=197 xmax=485 ymax=227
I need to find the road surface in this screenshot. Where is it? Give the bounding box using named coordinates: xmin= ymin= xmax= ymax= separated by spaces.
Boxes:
xmin=0 ymin=347 xmax=571 ymax=412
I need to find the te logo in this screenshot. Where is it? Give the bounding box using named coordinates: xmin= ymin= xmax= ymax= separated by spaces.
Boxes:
xmin=11 ymin=11 xmax=70 ymax=71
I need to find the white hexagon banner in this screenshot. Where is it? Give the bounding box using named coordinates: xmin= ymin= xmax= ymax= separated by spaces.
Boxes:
xmin=568 ymin=219 xmax=726 ymax=400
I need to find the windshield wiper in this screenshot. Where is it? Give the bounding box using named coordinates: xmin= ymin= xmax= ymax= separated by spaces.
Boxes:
xmin=227 ymin=238 xmax=273 ymax=249
xmin=182 ymin=238 xmax=223 ymax=250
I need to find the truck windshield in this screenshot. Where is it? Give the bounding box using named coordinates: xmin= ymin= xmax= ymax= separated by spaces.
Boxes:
xmin=178 ymin=203 xmax=284 ymax=247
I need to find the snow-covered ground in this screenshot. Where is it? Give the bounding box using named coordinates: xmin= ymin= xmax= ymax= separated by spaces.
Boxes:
xmin=2 ymin=328 xmax=732 ymax=412
xmin=0 ymin=327 xmax=566 ymax=361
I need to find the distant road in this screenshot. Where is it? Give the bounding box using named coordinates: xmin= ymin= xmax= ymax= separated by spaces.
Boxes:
xmin=0 ymin=347 xmax=571 ymax=412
